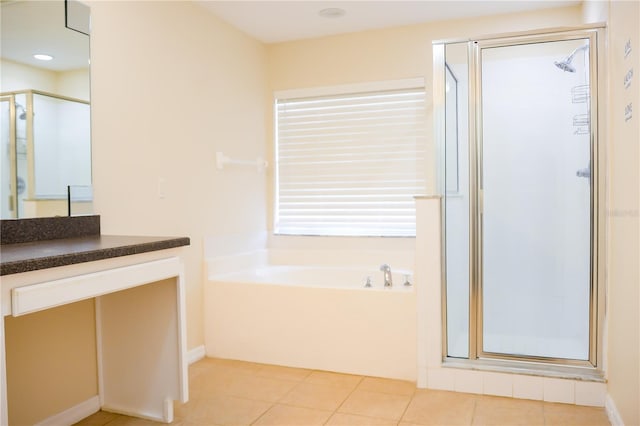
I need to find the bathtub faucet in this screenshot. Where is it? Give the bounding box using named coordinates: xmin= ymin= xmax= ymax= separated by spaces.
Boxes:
xmin=380 ymin=264 xmax=393 ymax=287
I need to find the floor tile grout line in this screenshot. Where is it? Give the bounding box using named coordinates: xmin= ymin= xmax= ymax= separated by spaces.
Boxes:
xmin=248 ymin=400 xmax=276 ymax=426
xmin=251 ymin=367 xmax=358 ymax=426
xmin=470 ymin=394 xmax=479 ymax=425
xmin=357 ymin=381 xmax=419 ymax=397
xmin=339 ymin=387 xmax=416 ymax=424
xmin=324 ymin=374 xmax=365 ymax=423
xmin=230 ymin=366 xmax=418 ymax=426
xmin=255 ymin=364 xmax=314 ymax=383
xmin=329 ymin=379 xmax=418 ymax=425
xmin=276 ymin=378 xmax=306 ymax=405
xmin=207 ymin=364 xmax=291 ymax=425
xmin=396 ymin=387 xmax=419 ymax=425
xmin=98 ymin=412 xmax=125 ymax=426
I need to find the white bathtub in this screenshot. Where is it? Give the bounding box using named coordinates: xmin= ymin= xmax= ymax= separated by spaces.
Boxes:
xmin=212 ymin=264 xmax=414 ymax=289
xmin=204 ymin=251 xmax=417 ymax=381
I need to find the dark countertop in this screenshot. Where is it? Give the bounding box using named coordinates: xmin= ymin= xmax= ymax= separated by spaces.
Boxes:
xmin=1 ymin=215 xmax=101 ymax=245
xmin=0 ymin=235 xmax=190 ymax=276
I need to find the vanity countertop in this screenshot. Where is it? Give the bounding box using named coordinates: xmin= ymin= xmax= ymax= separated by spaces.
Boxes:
xmin=0 ymin=235 xmax=190 ymax=276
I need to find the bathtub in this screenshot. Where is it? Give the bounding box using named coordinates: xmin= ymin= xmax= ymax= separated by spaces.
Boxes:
xmin=204 ymin=250 xmax=418 ymax=381
xmin=212 ymin=264 xmax=413 ymax=289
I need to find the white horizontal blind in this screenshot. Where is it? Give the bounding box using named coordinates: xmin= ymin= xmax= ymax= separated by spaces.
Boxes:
xmin=275 ymin=87 xmax=427 ymax=236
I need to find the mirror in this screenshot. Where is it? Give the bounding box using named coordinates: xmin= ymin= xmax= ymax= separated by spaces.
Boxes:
xmin=0 ymin=0 xmax=90 ymax=219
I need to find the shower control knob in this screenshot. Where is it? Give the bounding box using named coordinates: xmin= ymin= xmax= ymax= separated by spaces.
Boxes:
xmin=576 ymin=167 xmax=590 ymax=178
xmin=403 ymin=274 xmax=412 ymax=286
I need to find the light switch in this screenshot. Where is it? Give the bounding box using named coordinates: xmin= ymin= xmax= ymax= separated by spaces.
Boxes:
xmin=157 ymin=177 xmax=166 ymax=199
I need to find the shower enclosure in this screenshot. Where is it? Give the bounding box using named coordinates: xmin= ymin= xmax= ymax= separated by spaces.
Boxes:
xmin=0 ymin=90 xmax=91 ymax=218
xmin=435 ymin=28 xmax=604 ymax=371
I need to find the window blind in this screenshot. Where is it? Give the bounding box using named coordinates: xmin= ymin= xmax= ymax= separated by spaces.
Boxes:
xmin=275 ymin=87 xmax=427 ymax=237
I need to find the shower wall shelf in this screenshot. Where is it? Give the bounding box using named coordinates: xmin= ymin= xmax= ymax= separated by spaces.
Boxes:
xmin=573 ymin=114 xmax=590 ymax=127
xmin=215 ymin=151 xmax=268 ymax=172
xmin=571 ymin=84 xmax=590 ymax=135
xmin=571 ymin=85 xmax=589 ymax=103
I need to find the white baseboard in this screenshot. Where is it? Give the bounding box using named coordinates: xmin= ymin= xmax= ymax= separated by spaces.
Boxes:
xmin=188 ymin=345 xmax=206 ymax=365
xmin=35 ymin=395 xmax=100 ymax=426
xmin=605 ymin=394 xmax=624 ymax=426
xmin=101 ymin=404 xmax=167 ymax=423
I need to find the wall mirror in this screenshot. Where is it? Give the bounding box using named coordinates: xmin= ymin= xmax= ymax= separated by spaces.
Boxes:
xmin=1 ymin=0 xmax=91 ymax=219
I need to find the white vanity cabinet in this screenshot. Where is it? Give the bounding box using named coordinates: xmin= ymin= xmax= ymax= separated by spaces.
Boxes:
xmin=0 ymin=244 xmax=189 ymax=425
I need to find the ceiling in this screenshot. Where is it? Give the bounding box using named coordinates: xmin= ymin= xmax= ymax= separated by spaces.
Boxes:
xmin=1 ymin=0 xmax=89 ymax=72
xmin=0 ymin=0 xmax=581 ymax=72
xmin=197 ymin=0 xmax=582 ymax=44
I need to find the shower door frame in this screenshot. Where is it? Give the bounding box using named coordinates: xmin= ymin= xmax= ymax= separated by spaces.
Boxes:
xmin=0 ymin=95 xmax=18 ymax=219
xmin=437 ymin=26 xmax=606 ymax=372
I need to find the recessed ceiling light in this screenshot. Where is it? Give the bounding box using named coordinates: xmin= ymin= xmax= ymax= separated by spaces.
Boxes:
xmin=318 ymin=7 xmax=346 ymax=19
xmin=33 ymin=54 xmax=53 ymax=61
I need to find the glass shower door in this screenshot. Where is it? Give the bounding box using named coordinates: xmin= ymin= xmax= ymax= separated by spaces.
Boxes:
xmin=443 ymin=42 xmax=471 ymax=359
xmin=479 ymin=38 xmax=593 ymax=361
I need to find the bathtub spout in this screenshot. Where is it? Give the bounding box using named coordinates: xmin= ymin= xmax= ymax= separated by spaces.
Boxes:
xmin=380 ymin=264 xmax=393 ymax=287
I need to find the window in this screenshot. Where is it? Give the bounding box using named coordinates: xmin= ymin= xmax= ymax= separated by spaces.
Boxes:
xmin=275 ymin=81 xmax=427 ymax=237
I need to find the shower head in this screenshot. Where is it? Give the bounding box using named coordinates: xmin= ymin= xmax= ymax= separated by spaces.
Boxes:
xmin=554 ymin=59 xmax=576 ymax=73
xmin=15 ymin=103 xmax=27 ymax=120
xmin=554 ymin=44 xmax=589 ymax=73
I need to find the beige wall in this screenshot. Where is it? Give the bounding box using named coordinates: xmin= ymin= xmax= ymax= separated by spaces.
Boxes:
xmin=594 ymin=1 xmax=639 ymax=424
xmin=89 ymin=1 xmax=267 ymax=351
xmin=87 ymin=1 xmax=580 ymax=358
xmin=583 ymin=2 xmax=640 ymax=423
xmin=1 ymin=59 xmax=58 ymax=94
xmin=4 ymin=300 xmax=98 ymax=425
xmin=0 ymin=59 xmax=89 ymax=101
xmin=56 ymin=68 xmax=90 ymax=102
xmin=266 ymin=5 xmax=583 ymax=213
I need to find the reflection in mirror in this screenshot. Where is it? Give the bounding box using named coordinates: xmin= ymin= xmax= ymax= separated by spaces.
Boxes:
xmin=0 ymin=0 xmax=90 ymax=219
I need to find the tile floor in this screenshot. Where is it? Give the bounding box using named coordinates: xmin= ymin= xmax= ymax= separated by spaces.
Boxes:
xmin=75 ymin=358 xmax=611 ymax=426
